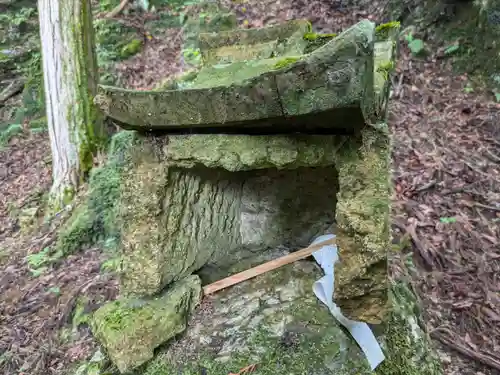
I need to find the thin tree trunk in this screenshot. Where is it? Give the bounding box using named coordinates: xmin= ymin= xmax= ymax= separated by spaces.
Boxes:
xmin=38 ymin=0 xmax=104 ymax=211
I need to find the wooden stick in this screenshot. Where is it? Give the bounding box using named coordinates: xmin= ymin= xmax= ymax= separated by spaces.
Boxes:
xmin=203 ymin=238 xmax=336 ymax=296
xmin=105 ymin=0 xmax=130 ymax=19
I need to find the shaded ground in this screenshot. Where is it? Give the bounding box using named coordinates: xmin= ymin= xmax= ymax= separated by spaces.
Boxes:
xmin=0 ymin=1 xmax=499 ymax=374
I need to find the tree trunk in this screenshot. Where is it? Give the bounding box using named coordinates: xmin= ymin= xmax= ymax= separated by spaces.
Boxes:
xmin=38 ymin=0 xmax=104 ymax=211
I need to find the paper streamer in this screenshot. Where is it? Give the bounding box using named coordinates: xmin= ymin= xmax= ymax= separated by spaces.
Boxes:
xmin=311 ymin=234 xmax=385 ymax=370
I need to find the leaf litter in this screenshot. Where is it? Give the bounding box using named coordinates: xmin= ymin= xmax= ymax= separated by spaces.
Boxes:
xmin=0 ymin=1 xmax=499 ymax=374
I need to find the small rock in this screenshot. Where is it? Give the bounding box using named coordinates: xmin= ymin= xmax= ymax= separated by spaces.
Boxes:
xmin=91 ymin=275 xmax=202 ymax=373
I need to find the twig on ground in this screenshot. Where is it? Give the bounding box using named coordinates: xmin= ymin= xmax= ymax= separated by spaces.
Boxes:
xmin=484 ymin=148 xmax=500 ymax=163
xmin=228 ymin=364 xmax=258 ymax=375
xmin=393 ymin=219 xmax=439 ymax=269
xmin=105 ymin=0 xmax=130 ymax=19
xmin=431 ymin=329 xmax=500 ymax=372
xmin=474 ymin=202 xmax=500 ymax=212
xmin=415 ymin=179 xmax=437 ymax=193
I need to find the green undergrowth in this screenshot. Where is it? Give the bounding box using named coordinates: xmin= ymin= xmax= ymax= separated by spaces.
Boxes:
xmin=94 ymin=19 xmax=143 ymax=85
xmin=120 ymin=39 xmax=143 ymax=59
xmin=55 ymin=131 xmax=138 ymax=256
xmin=0 ymin=3 xmax=45 ymax=131
xmin=0 ymin=124 xmax=23 ymax=147
xmin=0 ymin=117 xmax=47 ymax=148
xmin=25 ymin=246 xmax=64 ymax=277
xmin=439 ymin=3 xmax=500 ymax=94
xmin=99 ymin=0 xmax=121 ymax=12
xmin=393 ymin=0 xmax=500 ymax=98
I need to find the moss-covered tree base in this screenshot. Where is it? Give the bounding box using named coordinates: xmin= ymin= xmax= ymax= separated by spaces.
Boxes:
xmin=54 ymin=130 xmax=137 ymax=255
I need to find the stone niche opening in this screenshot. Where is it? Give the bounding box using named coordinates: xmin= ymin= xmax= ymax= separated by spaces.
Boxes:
xmin=118 ymin=134 xmax=348 ymax=298
xmin=190 ymin=164 xmax=339 ymax=284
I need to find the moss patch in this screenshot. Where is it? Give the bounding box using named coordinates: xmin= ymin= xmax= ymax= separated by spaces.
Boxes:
xmin=92 ymin=275 xmax=202 ymax=373
xmin=303 ymin=32 xmax=337 ymax=53
xmin=155 ymin=68 xmax=200 ymax=90
xmin=55 ymin=131 xmax=138 ymax=255
xmin=376 ymin=60 xmax=396 ymax=79
xmin=303 ymin=32 xmax=337 ymax=40
xmin=374 ymin=282 xmax=442 ymax=375
xmin=375 ymin=21 xmax=401 ymax=41
xmin=121 ymin=39 xmax=143 ymax=58
xmin=272 ymin=56 xmax=300 ymax=69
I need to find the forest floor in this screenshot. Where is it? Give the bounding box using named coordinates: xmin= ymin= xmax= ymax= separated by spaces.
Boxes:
xmin=0 ymin=0 xmax=499 ymax=374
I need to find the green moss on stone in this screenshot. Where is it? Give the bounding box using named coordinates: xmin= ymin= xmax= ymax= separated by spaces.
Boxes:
xmin=95 ymin=18 xmax=141 ymax=62
xmin=136 ymin=278 xmax=441 ymax=375
xmin=97 ymin=20 xmax=376 ymax=132
xmin=302 ymin=32 xmax=338 ymax=53
xmin=375 ymin=282 xmax=442 ymax=375
xmin=375 ymin=21 xmax=401 ymax=41
xmin=121 ymin=39 xmax=143 ymax=58
xmin=55 ymin=207 xmax=95 ymax=255
xmin=165 ymin=134 xmax=344 ymax=171
xmin=28 ymin=116 xmax=47 ymax=130
xmin=331 ymin=127 xmax=390 ymax=323
xmin=303 ymin=32 xmax=337 ymax=40
xmin=91 ymin=275 xmax=202 ymax=373
xmin=155 ymin=68 xmax=200 ymax=90
xmin=377 ymin=60 xmax=395 ymax=79
xmin=272 ymin=56 xmax=300 ymax=69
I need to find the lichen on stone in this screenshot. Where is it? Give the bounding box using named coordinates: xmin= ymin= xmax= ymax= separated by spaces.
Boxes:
xmin=374 ymin=281 xmax=443 ymax=375
xmin=95 ymin=19 xmax=377 ymax=134
xmin=118 ymin=133 xmax=344 ymax=297
xmin=140 ymin=258 xmax=373 ymax=375
xmin=331 ymin=126 xmax=391 ymax=323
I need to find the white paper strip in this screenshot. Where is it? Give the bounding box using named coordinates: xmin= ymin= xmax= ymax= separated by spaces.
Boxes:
xmin=311 ymin=234 xmax=385 ymax=370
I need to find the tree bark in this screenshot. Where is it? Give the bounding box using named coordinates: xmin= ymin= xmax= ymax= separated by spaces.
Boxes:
xmin=38 ymin=0 xmax=104 ymax=211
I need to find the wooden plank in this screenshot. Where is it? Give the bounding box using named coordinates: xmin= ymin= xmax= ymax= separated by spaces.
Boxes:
xmin=203 ymin=238 xmax=336 ymax=296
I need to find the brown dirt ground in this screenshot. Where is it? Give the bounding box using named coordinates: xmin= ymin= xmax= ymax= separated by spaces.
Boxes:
xmin=0 ymin=1 xmax=499 ymax=374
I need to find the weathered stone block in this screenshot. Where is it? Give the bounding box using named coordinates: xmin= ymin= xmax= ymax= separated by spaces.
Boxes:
xmin=136 ymin=254 xmax=442 ymax=375
xmin=198 ymin=19 xmax=310 ymax=65
xmin=91 ymin=275 xmax=202 ymax=373
xmin=94 ymin=20 xmax=379 ymax=133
